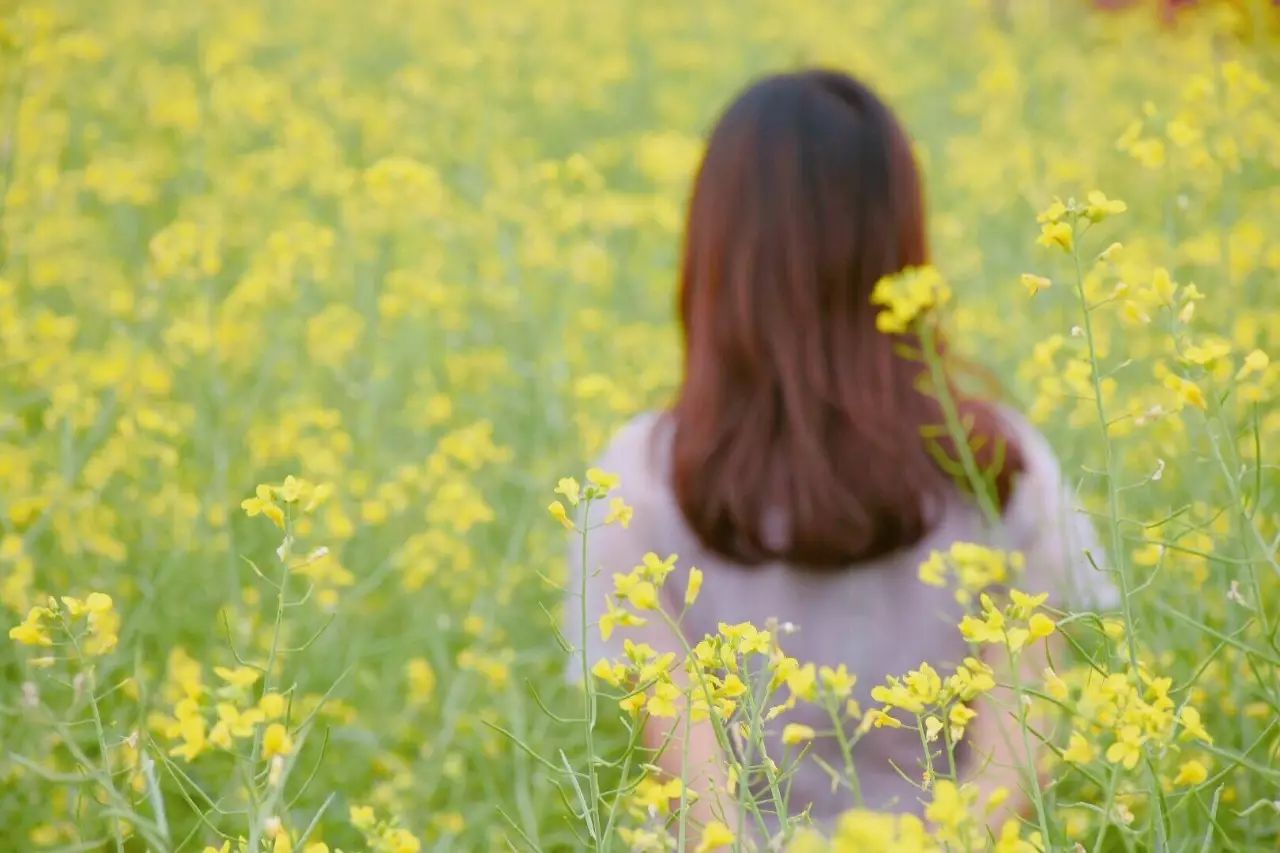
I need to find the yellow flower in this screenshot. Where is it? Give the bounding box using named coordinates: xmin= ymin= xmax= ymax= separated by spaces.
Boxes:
xmin=645 ymin=679 xmax=681 ymax=718
xmin=553 ymin=477 xmax=581 ymax=506
xmin=871 ymin=265 xmax=951 ymax=334
xmin=1236 ymin=349 xmax=1269 ymax=380
xmin=865 ymin=708 xmax=902 ymax=729
xmin=1084 ymin=190 xmax=1127 ymax=222
xmin=820 ymin=663 xmax=856 ymax=699
xmin=547 ymin=500 xmax=574 ymax=530
xmin=61 ymin=596 xmax=89 ymax=616
xmin=1044 ymin=668 xmax=1069 ymax=701
xmin=613 ymin=572 xmax=658 ymax=610
xmin=215 ymin=702 xmax=265 ymax=739
xmin=259 ymin=691 xmax=288 ymax=720
xmin=1062 ymin=731 xmax=1096 ymax=764
xmin=1007 ymin=587 xmax=1045 ymax=610
xmin=924 ymin=715 xmax=944 ymax=742
xmin=695 ymin=821 xmax=734 ymax=852
xmin=214 ymin=665 xmax=261 ymax=689
xmin=1150 ymin=267 xmax=1177 ymax=304
xmin=994 ymin=818 xmax=1037 ymax=853
xmin=585 ymin=467 xmax=620 ymax=491
xmin=619 ymin=691 xmax=646 ymax=716
xmin=783 ymin=662 xmax=817 ymax=701
xmin=1028 ymin=613 xmax=1056 ymax=640
xmin=958 ymin=610 xmax=1004 ymax=645
xmin=303 ymin=482 xmax=334 ymax=513
xmin=84 ymin=595 xmax=120 ymax=656
xmin=169 ymin=713 xmax=207 ymax=762
xmin=717 ymin=672 xmax=747 ymax=699
xmin=1173 ymin=759 xmax=1208 ymax=786
xmin=241 ymin=485 xmax=285 ymax=528
xmin=925 ymin=780 xmax=973 ymax=832
xmin=1036 ymin=198 xmax=1067 ymax=223
xmin=591 ymin=658 xmax=626 ymax=687
xmin=638 ymin=552 xmax=679 ymax=584
xmin=349 ymin=805 xmax=376 ymax=831
xmin=1178 ymin=706 xmax=1213 ymax=744
xmin=1164 ymin=374 xmax=1207 ymax=411
xmin=382 ymin=828 xmax=421 ymax=852
xmin=279 ymin=475 xmax=305 ymax=503
xmin=1020 ymin=273 xmax=1052 ymax=296
xmin=1105 ymin=725 xmax=1145 ymax=769
xmin=1037 ymin=221 xmax=1074 ymax=252
xmin=262 ymin=722 xmax=294 ymax=759
xmin=1097 ymin=241 xmax=1123 ymax=262
xmin=948 ymin=703 xmax=976 ymax=740
xmin=598 ymin=596 xmax=645 ymax=642
xmin=603 ymin=497 xmax=633 ymax=528
xmin=918 ymin=551 xmax=947 ymax=586
xmin=9 ymin=606 xmax=54 ymax=647
xmin=684 ymin=567 xmax=703 ymax=606
xmin=782 ymin=723 xmax=816 ymax=745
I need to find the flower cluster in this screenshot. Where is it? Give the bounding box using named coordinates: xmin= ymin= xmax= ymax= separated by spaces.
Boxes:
xmin=917 ymin=542 xmax=1025 ymax=606
xmin=8 ymin=592 xmax=119 ymax=658
xmin=870 ymin=265 xmax=952 ymax=334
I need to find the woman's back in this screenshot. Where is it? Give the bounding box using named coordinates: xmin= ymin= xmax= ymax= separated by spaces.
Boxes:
xmin=566 ymin=408 xmax=1114 ymax=824
xmin=562 ymin=69 xmax=1115 ymax=832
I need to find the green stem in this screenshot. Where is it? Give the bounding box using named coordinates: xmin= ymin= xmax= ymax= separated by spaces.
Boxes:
xmin=1070 ymin=232 xmax=1140 ymax=672
xmin=61 ymin=616 xmax=127 ymax=853
xmin=822 ymin=692 xmax=864 ymax=807
xmin=576 ymin=499 xmax=603 ymax=846
xmin=249 ymin=507 xmax=295 ymax=851
xmin=1004 ymin=642 xmax=1053 ymax=845
xmin=920 ymin=322 xmax=1002 ymax=527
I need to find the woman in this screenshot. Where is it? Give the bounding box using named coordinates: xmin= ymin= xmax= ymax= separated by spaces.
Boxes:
xmin=566 ymin=70 xmax=1115 ymax=832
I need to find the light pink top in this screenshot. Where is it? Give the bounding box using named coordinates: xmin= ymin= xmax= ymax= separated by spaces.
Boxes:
xmin=565 ymin=408 xmax=1116 ymax=826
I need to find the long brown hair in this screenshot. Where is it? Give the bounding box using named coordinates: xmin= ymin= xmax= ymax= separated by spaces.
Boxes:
xmin=671 ymin=70 xmax=1023 ymax=568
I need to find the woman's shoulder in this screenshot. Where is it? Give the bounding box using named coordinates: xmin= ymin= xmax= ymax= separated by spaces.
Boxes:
xmin=990 ymin=403 xmax=1078 ymax=542
xmin=594 ymin=410 xmax=675 ymax=503
xmin=992 ymin=403 xmax=1062 ymax=488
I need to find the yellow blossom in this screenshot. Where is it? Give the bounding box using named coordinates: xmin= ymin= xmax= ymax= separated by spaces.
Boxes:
xmin=1037 ymin=221 xmax=1073 ymax=252
xmin=603 ymin=497 xmax=633 ymax=528
xmin=214 ymin=666 xmax=261 ymax=689
xmin=1084 ymin=190 xmax=1127 ymax=221
xmin=1173 ymin=759 xmax=1208 ymax=786
xmin=1179 ymin=706 xmax=1213 ymax=744
xmin=547 ymin=500 xmax=574 ymax=530
xmin=262 ymin=723 xmax=294 ymax=759
xmin=782 ymin=723 xmax=816 ymax=745
xmin=585 ymin=468 xmax=620 ymax=491
xmin=684 ymin=567 xmax=703 ymax=605
xmin=554 ymin=477 xmax=581 ymax=506
xmin=695 ymin=821 xmax=734 ymax=852
xmin=1062 ymin=731 xmax=1096 ymax=764
xmin=1020 ymin=273 xmax=1052 ymax=296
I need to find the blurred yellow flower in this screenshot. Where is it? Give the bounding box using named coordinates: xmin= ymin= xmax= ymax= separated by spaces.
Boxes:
xmin=1020 ymin=273 xmax=1052 ymax=296
xmin=1173 ymin=759 xmax=1208 ymax=786
xmin=547 ymin=500 xmax=574 ymax=530
xmin=262 ymin=723 xmax=294 ymax=759
xmin=695 ymin=821 xmax=734 ymax=852
xmin=782 ymin=723 xmax=816 ymax=745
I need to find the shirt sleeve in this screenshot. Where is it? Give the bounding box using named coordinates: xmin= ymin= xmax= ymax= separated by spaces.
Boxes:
xmin=1000 ymin=408 xmax=1121 ymax=612
xmin=562 ymin=415 xmax=687 ymax=683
